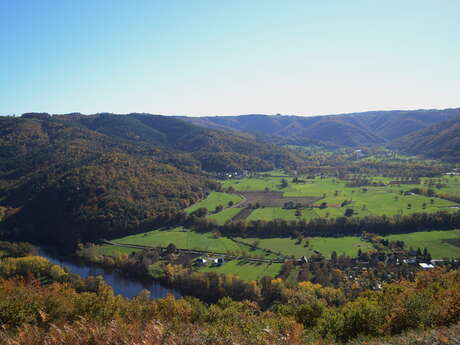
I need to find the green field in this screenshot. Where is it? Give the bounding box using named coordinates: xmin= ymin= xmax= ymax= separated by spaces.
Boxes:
xmin=238 ymin=229 xmax=460 ymax=259
xmin=238 ymin=236 xmax=374 ymax=258
xmin=385 ymin=229 xmax=460 ymax=259
xmin=220 ymin=175 xmax=460 ymax=222
xmin=246 ymin=208 xmax=300 ymax=221
xmin=207 ymin=207 xmax=241 ymax=225
xmin=186 ymin=192 xmax=242 ymax=213
xmin=111 ymin=227 xmax=273 ymax=258
xmin=105 ymin=227 xmax=460 ymax=263
xmin=435 ymin=175 xmax=460 ymax=197
xmin=221 ymin=177 xmax=287 ymax=192
xmin=98 ymin=244 xmax=139 ymax=256
xmin=199 ymin=259 xmax=282 ymax=281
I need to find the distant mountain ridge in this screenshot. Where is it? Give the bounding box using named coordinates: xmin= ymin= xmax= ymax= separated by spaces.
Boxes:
xmin=178 ymin=108 xmax=460 ymax=147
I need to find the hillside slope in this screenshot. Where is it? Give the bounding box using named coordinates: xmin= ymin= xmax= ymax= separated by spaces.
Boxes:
xmin=180 ymin=108 xmax=460 ymax=147
xmin=390 ymin=114 xmax=460 ymax=162
xmin=0 ymin=113 xmax=299 ymax=246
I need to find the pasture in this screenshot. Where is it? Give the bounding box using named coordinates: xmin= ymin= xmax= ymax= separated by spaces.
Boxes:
xmin=237 ymin=229 xmax=460 ymax=259
xmin=214 ymin=174 xmax=460 ymax=222
xmin=237 ymin=236 xmax=374 ymax=258
xmin=207 ymin=207 xmax=242 ymax=225
xmin=199 ymin=259 xmax=282 ymax=281
xmin=385 ymin=229 xmax=460 ymax=259
xmin=186 ymin=192 xmax=242 ymax=213
xmin=99 ymin=244 xmax=139 ymax=256
xmin=436 ymin=175 xmax=460 ymax=197
xmin=111 ymin=227 xmax=273 ymax=258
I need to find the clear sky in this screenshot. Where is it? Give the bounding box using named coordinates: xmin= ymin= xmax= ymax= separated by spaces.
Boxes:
xmin=1 ymin=0 xmax=459 ymax=116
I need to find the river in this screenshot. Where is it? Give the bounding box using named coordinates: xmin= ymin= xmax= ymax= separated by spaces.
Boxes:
xmin=38 ymin=247 xmax=181 ymax=300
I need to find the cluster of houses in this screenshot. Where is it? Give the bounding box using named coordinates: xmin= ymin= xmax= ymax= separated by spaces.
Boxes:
xmin=216 ymin=170 xmax=251 ymax=180
xmin=195 ymin=257 xmax=225 ymax=267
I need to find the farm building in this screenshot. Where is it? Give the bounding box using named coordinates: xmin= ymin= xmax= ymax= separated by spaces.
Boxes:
xmin=195 ymin=258 xmax=207 ymax=266
xmin=212 ymin=258 xmax=225 ymax=267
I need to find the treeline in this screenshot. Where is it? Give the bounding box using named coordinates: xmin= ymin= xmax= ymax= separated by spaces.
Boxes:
xmin=191 ymin=210 xmax=460 ymax=238
xmin=70 ymin=207 xmax=460 ymax=242
xmin=410 ymin=186 xmax=460 ymax=204
xmin=299 ymin=159 xmax=449 ymax=179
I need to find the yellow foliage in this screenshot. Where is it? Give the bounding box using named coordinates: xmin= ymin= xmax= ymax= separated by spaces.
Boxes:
xmin=298 ymin=281 xmax=322 ymax=292
xmin=271 ymin=278 xmax=284 ymax=285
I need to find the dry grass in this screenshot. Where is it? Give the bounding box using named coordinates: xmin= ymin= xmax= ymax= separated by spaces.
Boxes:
xmin=0 ymin=318 xmax=304 ymax=345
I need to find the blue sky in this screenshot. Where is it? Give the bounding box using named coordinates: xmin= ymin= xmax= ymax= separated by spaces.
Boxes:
xmin=1 ymin=0 xmax=459 ymax=116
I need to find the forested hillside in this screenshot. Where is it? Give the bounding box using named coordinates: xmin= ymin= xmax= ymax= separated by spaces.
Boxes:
xmin=390 ymin=114 xmax=460 ymax=162
xmin=180 ymin=108 xmax=460 ymax=147
xmin=0 ymin=113 xmax=299 ymax=246
xmin=64 ymin=113 xmax=301 ymax=172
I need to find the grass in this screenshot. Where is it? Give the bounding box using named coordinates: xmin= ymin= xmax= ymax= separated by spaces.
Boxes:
xmin=199 ymin=259 xmax=282 ymax=281
xmin=111 ymin=227 xmax=273 ymax=258
xmin=246 ymin=208 xmax=300 ymax=221
xmin=104 ymin=227 xmax=460 ymax=262
xmin=308 ymin=237 xmax=374 ymax=257
xmin=207 ymin=207 xmax=241 ymax=225
xmin=98 ymin=245 xmax=140 ymax=256
xmin=237 ymin=236 xmax=374 ymax=258
xmin=436 ymin=175 xmax=460 ymax=197
xmin=238 ymin=229 xmax=460 ymax=259
xmin=220 ymin=175 xmax=460 ymax=222
xmin=221 ymin=177 xmax=288 ymax=192
xmin=385 ymin=229 xmax=460 ymax=259
xmin=186 ymin=192 xmax=242 ymax=213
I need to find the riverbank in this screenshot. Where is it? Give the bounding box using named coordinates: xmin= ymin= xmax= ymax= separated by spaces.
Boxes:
xmin=38 ymin=246 xmax=181 ymax=299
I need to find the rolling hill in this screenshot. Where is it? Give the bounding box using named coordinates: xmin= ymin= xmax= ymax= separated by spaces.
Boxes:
xmin=390 ymin=114 xmax=460 ymax=162
xmin=0 ymin=113 xmax=300 ymax=246
xmin=180 ymin=108 xmax=460 ymax=147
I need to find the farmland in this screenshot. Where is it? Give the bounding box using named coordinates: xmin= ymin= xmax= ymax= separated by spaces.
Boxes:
xmin=98 ymin=244 xmax=140 ymax=256
xmin=237 ymin=236 xmax=374 ymax=258
xmin=106 ymin=221 xmax=460 ymax=262
xmin=186 ymin=192 xmax=242 ymax=213
xmin=213 ymin=173 xmax=460 ymax=222
xmin=198 ymin=259 xmax=282 ymax=281
xmin=99 ymin=173 xmax=460 ymax=282
xmin=207 ymin=207 xmax=241 ymax=225
xmin=237 ymin=229 xmax=460 ymax=259
xmin=110 ymin=227 xmax=273 ymax=258
xmin=386 ymin=229 xmax=460 ymax=259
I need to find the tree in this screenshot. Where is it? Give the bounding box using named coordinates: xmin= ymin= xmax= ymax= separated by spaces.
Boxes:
xmin=191 ymin=208 xmax=208 ymax=217
xmin=214 ymin=205 xmax=224 ymax=213
xmin=165 ymin=243 xmax=177 ymax=254
xmin=344 ymin=208 xmax=354 ymax=217
xmin=331 ymin=251 xmax=338 ymax=263
xmin=281 ymin=179 xmax=289 ymax=188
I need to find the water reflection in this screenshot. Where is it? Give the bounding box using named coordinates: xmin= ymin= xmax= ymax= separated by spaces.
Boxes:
xmin=38 ymin=247 xmax=181 ymax=300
